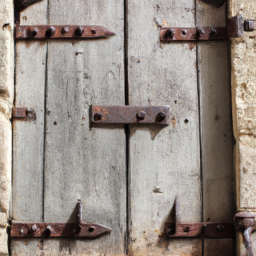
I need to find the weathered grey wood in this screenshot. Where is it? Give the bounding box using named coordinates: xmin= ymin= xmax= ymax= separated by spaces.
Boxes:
xmin=43 ymin=0 xmax=126 ymax=255
xmin=12 ymin=1 xmax=47 ymax=255
xmin=128 ymin=1 xmax=202 ymax=255
xmin=196 ymin=2 xmax=234 ymax=255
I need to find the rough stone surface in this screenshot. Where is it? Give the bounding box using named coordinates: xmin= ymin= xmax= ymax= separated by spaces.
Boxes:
xmin=229 ymin=0 xmax=256 ymax=254
xmin=0 ymin=0 xmax=13 ymax=255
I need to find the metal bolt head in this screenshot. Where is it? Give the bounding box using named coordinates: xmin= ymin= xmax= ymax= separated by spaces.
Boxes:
xmin=197 ymin=28 xmax=205 ymax=36
xmin=181 ymin=30 xmax=187 ymax=35
xmin=210 ymin=28 xmax=217 ymax=36
xmin=31 ymin=28 xmax=38 ymax=37
xmin=165 ymin=29 xmax=174 ymax=39
xmin=216 ymin=225 xmax=224 ymax=232
xmin=184 ymin=226 xmax=190 ymax=232
xmin=31 ymin=225 xmax=37 ymax=232
xmin=75 ymin=27 xmax=84 ymax=36
xmin=45 ymin=225 xmax=53 ymax=236
xmin=45 ymin=27 xmax=55 ymax=37
xmin=137 ymin=111 xmax=146 ymax=121
xmin=94 ymin=113 xmax=102 ymax=121
xmin=244 ymin=20 xmax=255 ymax=31
xmin=61 ymin=27 xmax=69 ymax=35
xmin=88 ymin=226 xmax=95 ymax=233
xmin=167 ymin=227 xmax=175 ymax=235
xmin=156 ymin=112 xmax=166 ymax=122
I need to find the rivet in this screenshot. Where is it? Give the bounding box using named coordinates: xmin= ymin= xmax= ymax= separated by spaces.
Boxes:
xmin=216 ymin=225 xmax=224 ymax=232
xmin=45 ymin=27 xmax=55 ymax=37
xmin=197 ymin=28 xmax=205 ymax=36
xmin=165 ymin=29 xmax=174 ymax=39
xmin=156 ymin=112 xmax=166 ymax=122
xmin=136 ymin=111 xmax=146 ymax=121
xmin=61 ymin=27 xmax=69 ymax=35
xmin=94 ymin=113 xmax=102 ymax=121
xmin=210 ymin=28 xmax=217 ymax=36
xmin=88 ymin=226 xmax=95 ymax=233
xmin=31 ymin=225 xmax=37 ymax=232
xmin=45 ymin=225 xmax=53 ymax=236
xmin=75 ymin=27 xmax=84 ymax=36
xmin=31 ymin=28 xmax=38 ymax=37
xmin=181 ymin=30 xmax=187 ymax=35
xmin=167 ymin=227 xmax=175 ymax=235
xmin=184 ymin=226 xmax=190 ymax=232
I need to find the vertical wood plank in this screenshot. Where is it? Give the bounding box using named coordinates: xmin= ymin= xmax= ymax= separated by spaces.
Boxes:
xmin=196 ymin=3 xmax=235 ymax=255
xmin=43 ymin=0 xmax=126 ymax=255
xmin=12 ymin=1 xmax=48 ymax=255
xmin=128 ymin=1 xmax=202 ymax=255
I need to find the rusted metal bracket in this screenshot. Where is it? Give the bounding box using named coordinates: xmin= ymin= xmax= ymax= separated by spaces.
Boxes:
xmin=160 ymin=15 xmax=253 ymax=42
xmin=11 ymin=201 xmax=112 ymax=239
xmin=12 ymin=108 xmax=36 ymax=121
xmin=15 ymin=25 xmax=115 ymax=40
xmin=91 ymin=105 xmax=170 ymax=125
xmin=163 ymin=199 xmax=234 ymax=239
xmin=234 ymin=212 xmax=256 ymax=256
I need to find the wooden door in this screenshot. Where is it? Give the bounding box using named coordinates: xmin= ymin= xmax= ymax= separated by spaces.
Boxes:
xmin=11 ymin=0 xmax=234 ymax=255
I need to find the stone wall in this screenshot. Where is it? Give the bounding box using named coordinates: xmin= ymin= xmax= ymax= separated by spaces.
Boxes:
xmin=0 ymin=0 xmax=13 ymax=255
xmin=229 ymin=0 xmax=256 ymax=254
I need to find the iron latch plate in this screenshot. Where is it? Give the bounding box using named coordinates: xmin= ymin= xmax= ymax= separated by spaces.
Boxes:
xmin=12 ymin=108 xmax=36 ymax=121
xmin=91 ymin=105 xmax=170 ymax=125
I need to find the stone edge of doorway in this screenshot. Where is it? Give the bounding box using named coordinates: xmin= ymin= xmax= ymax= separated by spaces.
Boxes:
xmin=229 ymin=0 xmax=256 ymax=254
xmin=0 ymin=0 xmax=14 ymax=255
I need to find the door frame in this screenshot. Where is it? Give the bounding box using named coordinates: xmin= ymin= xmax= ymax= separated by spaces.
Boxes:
xmin=0 ymin=0 xmax=254 ymax=254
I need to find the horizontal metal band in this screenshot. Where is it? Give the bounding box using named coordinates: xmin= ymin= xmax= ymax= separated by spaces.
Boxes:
xmin=11 ymin=222 xmax=111 ymax=239
xmin=164 ymin=222 xmax=234 ymax=238
xmin=91 ymin=105 xmax=171 ymax=125
xmin=15 ymin=25 xmax=115 ymax=39
xmin=160 ymin=27 xmax=228 ymax=41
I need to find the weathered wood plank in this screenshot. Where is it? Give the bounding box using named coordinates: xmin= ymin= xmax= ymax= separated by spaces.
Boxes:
xmin=128 ymin=1 xmax=202 ymax=255
xmin=196 ymin=2 xmax=234 ymax=255
xmin=43 ymin=0 xmax=126 ymax=255
xmin=12 ymin=1 xmax=48 ymax=255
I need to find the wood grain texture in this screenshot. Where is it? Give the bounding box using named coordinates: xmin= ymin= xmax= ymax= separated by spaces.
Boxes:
xmin=127 ymin=0 xmax=202 ymax=255
xmin=43 ymin=0 xmax=126 ymax=255
xmin=196 ymin=2 xmax=234 ymax=255
xmin=12 ymin=0 xmax=47 ymax=255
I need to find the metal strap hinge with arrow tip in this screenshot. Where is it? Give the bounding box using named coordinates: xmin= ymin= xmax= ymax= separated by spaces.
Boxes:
xmin=162 ymin=198 xmax=234 ymax=239
xmin=14 ymin=0 xmax=115 ymax=40
xmin=160 ymin=15 xmax=254 ymax=42
xmin=11 ymin=201 xmax=112 ymax=239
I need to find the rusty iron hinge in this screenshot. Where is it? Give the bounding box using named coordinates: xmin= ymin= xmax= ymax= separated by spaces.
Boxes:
xmin=12 ymin=108 xmax=36 ymax=121
xmin=234 ymin=212 xmax=256 ymax=256
xmin=162 ymin=198 xmax=235 ymax=239
xmin=11 ymin=201 xmax=111 ymax=239
xmin=14 ymin=0 xmax=115 ymax=39
xmin=91 ymin=106 xmax=171 ymax=125
xmin=160 ymin=15 xmax=254 ymax=42
xmin=15 ymin=25 xmax=115 ymax=40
